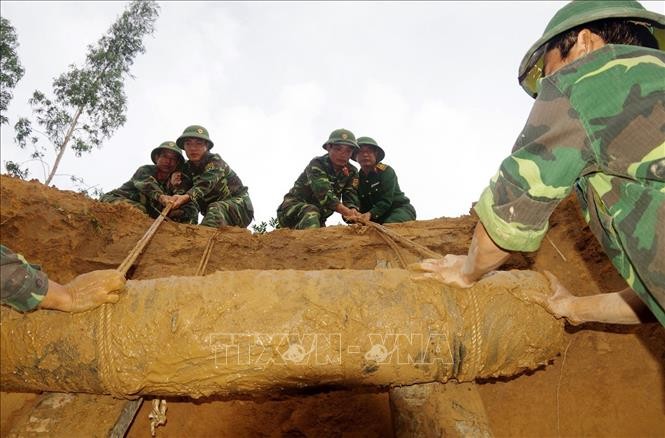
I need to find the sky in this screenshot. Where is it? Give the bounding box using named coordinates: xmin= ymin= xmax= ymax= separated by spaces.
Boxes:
xmin=1 ymin=1 xmax=663 ymax=226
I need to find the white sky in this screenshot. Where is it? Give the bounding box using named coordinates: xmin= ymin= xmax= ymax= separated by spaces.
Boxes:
xmin=2 ymin=1 xmax=663 ymax=225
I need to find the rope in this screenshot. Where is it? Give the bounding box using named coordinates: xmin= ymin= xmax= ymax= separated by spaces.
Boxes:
xmin=148 ymin=398 xmax=168 ymax=437
xmin=355 ymin=217 xmax=442 ymax=265
xmin=117 ymin=203 xmax=174 ymax=276
xmin=466 ymin=289 xmax=483 ymax=378
xmin=195 ymin=229 xmax=220 ymax=276
xmin=375 ymin=230 xmax=409 ymax=268
xmin=97 ymin=203 xmax=173 ymax=398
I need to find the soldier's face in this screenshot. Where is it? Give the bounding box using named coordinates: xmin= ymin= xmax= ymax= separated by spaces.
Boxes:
xmin=356 ymin=145 xmax=377 ymax=169
xmin=326 ymin=144 xmax=354 ymax=168
xmin=156 ymin=150 xmax=180 ymax=173
xmin=184 ymin=138 xmax=209 ymax=163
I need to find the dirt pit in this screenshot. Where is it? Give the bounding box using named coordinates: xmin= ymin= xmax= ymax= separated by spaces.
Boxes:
xmin=1 ymin=175 xmax=663 ymax=437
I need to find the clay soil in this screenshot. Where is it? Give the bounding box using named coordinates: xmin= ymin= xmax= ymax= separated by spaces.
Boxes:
xmin=1 ymin=175 xmax=663 ymax=437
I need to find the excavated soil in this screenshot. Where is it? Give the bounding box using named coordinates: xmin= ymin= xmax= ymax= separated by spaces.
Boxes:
xmin=1 ymin=175 xmax=664 ymax=437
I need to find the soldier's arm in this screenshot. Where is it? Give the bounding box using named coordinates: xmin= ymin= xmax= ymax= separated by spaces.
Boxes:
xmin=1 ymin=245 xmax=49 ymax=312
xmin=224 ymin=167 xmax=250 ymax=198
xmin=341 ymin=170 xmax=360 ymax=211
xmin=186 ymin=158 xmax=228 ymax=205
xmin=474 ymin=79 xmax=592 ymax=253
xmin=366 ymin=167 xmax=398 ymax=220
xmin=306 ymin=161 xmax=342 ymax=211
xmin=132 ymin=165 xmax=166 ymax=203
xmin=413 ymin=80 xmax=591 ymax=287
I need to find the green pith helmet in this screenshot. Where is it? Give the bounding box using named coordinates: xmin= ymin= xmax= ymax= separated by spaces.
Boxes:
xmin=176 ymin=125 xmax=214 ymax=150
xmin=322 ymin=128 xmax=359 ymax=151
xmin=518 ymin=0 xmax=665 ymax=98
xmin=353 ymin=136 xmax=386 ymax=163
xmin=151 ymin=141 xmax=184 ymax=165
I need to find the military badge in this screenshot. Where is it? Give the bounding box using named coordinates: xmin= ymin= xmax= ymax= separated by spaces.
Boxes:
xmin=205 ymin=163 xmax=216 ymax=171
xmin=341 ymin=133 xmax=348 ymax=140
xmin=197 ymin=128 xmax=204 ymax=134
xmin=352 ymin=177 xmax=359 ymax=189
xmin=376 ymin=163 xmax=387 ymax=171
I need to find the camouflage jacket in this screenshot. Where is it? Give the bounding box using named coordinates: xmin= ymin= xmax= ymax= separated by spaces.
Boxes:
xmin=183 ymin=153 xmax=251 ymax=210
xmin=1 ymin=245 xmax=49 ymax=312
xmin=281 ymin=154 xmax=360 ymax=215
xmin=474 ymin=45 xmax=665 ymax=325
xmin=104 ymin=165 xmax=191 ymax=204
xmin=358 ymin=163 xmax=412 ymax=221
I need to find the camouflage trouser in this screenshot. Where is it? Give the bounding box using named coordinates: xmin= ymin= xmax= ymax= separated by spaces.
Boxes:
xmin=100 ymin=192 xmax=198 ymax=224
xmin=376 ymin=204 xmax=417 ymax=224
xmin=200 ymin=195 xmax=254 ymax=228
xmin=277 ymin=200 xmax=330 ymax=229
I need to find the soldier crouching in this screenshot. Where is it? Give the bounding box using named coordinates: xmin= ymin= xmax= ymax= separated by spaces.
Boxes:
xmin=170 ymin=125 xmax=254 ymax=228
xmin=277 ymin=128 xmax=363 ymax=229
xmin=101 ymin=141 xmax=198 ymax=224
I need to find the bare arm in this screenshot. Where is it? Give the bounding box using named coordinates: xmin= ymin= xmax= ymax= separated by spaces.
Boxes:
xmin=544 ymin=272 xmax=647 ymax=325
xmin=412 ymin=222 xmax=510 ymax=288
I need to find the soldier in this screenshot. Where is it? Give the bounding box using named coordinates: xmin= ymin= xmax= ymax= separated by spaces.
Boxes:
xmin=169 ymin=125 xmax=254 ymax=228
xmin=413 ymin=1 xmax=665 ymax=326
xmin=277 ymin=128 xmax=363 ymax=229
xmin=101 ymin=141 xmax=197 ymax=224
xmin=1 ymin=245 xmax=125 ymax=312
xmin=353 ymin=136 xmax=416 ymax=224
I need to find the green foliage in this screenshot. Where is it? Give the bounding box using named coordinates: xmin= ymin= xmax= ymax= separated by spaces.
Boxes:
xmin=0 ymin=17 xmax=25 ymax=125
xmin=4 ymin=161 xmax=29 ymax=179
xmin=251 ymin=217 xmax=280 ymax=234
xmin=13 ymin=1 xmax=160 ymax=185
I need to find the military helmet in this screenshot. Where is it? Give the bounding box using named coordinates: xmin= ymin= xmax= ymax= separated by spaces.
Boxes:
xmin=353 ymin=136 xmax=386 ymax=163
xmin=518 ymin=0 xmax=665 ymax=98
xmin=176 ymin=125 xmax=215 ymax=150
xmin=151 ymin=141 xmax=184 ymax=165
xmin=322 ymin=128 xmax=359 ymax=151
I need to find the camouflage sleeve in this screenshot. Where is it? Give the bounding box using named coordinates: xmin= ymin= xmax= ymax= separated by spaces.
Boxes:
xmin=474 ymin=79 xmax=593 ymax=251
xmin=342 ymin=170 xmax=360 ymax=210
xmin=368 ymin=167 xmax=397 ymax=219
xmin=306 ymin=160 xmax=342 ymax=211
xmin=186 ymin=158 xmax=228 ymax=204
xmin=225 ymin=166 xmax=249 ymax=198
xmin=132 ymin=165 xmax=165 ymax=203
xmin=1 ymin=245 xmax=49 ymax=312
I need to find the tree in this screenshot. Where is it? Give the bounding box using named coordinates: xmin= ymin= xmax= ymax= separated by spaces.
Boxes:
xmin=12 ymin=0 xmax=160 ymax=185
xmin=0 ymin=17 xmax=25 ymax=125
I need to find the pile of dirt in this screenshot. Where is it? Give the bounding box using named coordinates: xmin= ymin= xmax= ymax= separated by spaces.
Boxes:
xmin=1 ymin=175 xmax=663 ymax=437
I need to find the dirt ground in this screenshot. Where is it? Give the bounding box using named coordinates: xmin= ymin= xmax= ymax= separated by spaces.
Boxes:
xmin=1 ymin=175 xmax=663 ymax=437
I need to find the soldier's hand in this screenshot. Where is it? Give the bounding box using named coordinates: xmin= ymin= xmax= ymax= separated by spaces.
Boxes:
xmin=359 ymin=212 xmax=372 ymax=223
xmin=159 ymin=194 xmax=175 ymax=207
xmin=542 ymin=271 xmax=582 ymax=325
xmin=170 ymin=171 xmax=183 ymax=187
xmin=170 ymin=194 xmax=191 ymax=209
xmin=62 ymin=270 xmax=126 ymax=313
xmin=409 ymin=255 xmax=475 ymax=288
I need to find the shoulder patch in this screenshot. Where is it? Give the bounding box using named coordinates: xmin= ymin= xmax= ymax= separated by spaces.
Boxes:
xmin=205 ymin=162 xmax=216 ymax=172
xmin=376 ymin=163 xmax=387 ymax=171
xmin=352 ymin=177 xmax=359 ymax=189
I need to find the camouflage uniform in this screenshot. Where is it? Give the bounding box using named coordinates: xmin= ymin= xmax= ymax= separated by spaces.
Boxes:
xmin=183 ymin=152 xmax=254 ymax=228
xmin=101 ymin=165 xmax=198 ymax=224
xmin=1 ymin=245 xmax=48 ymax=312
xmin=278 ymin=154 xmax=360 ymax=229
xmin=358 ymin=163 xmax=416 ymax=224
xmin=475 ymin=45 xmax=665 ymax=325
